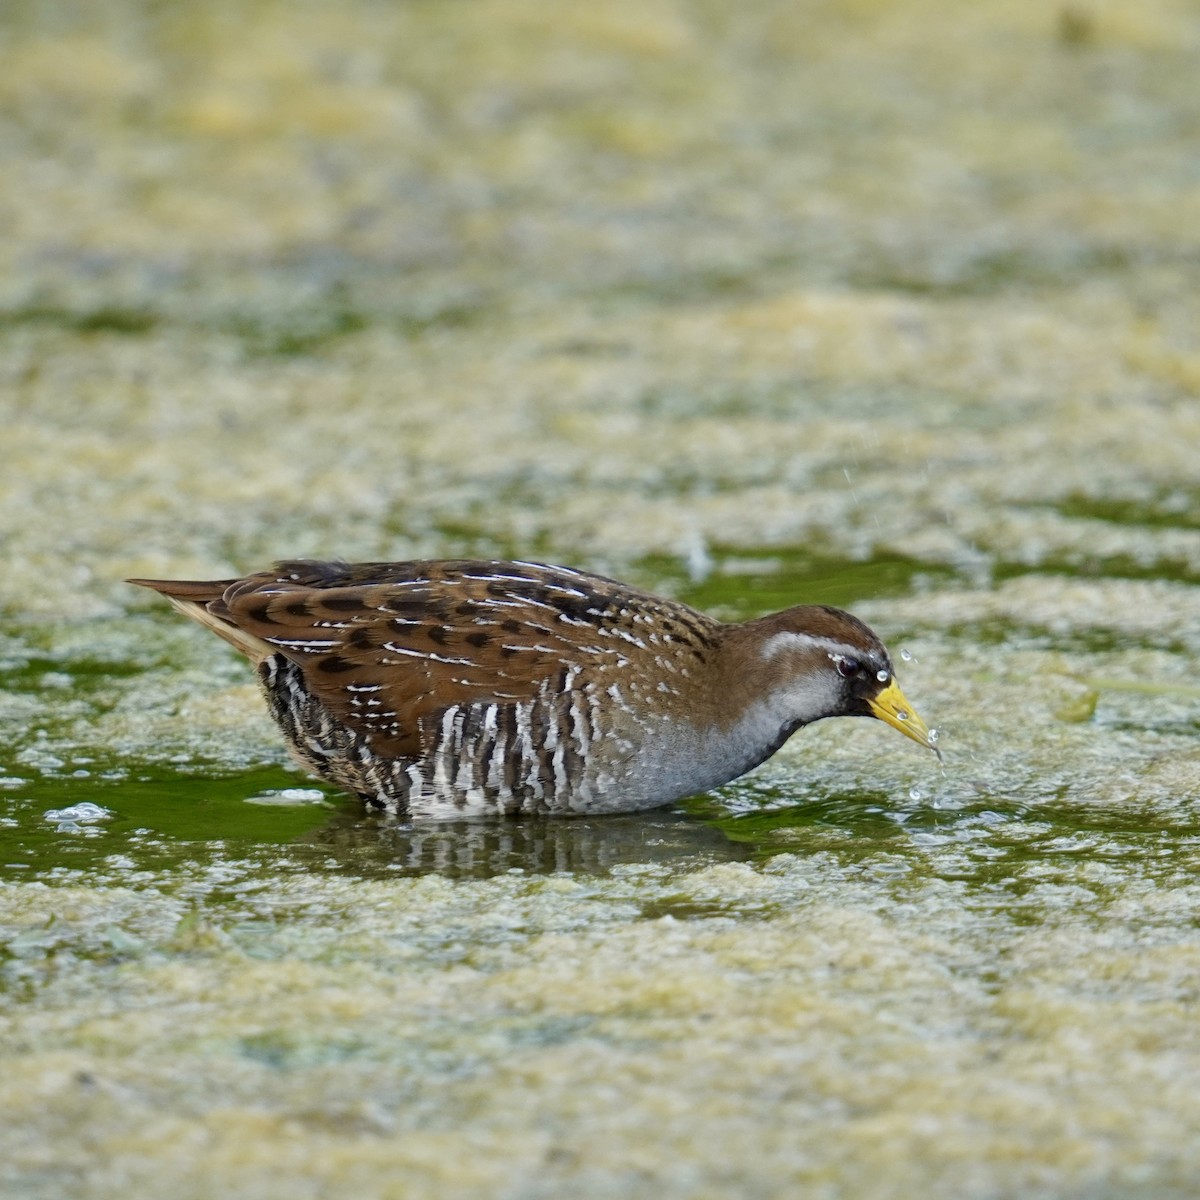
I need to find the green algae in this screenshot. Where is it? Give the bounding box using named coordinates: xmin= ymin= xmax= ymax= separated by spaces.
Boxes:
xmin=1051 ymin=492 xmax=1200 ymax=533
xmin=0 ymin=757 xmax=755 ymax=891
xmin=3 ymin=0 xmax=1200 ymax=1197
xmin=636 ymin=545 xmax=956 ymax=619
xmin=0 ymin=305 xmax=159 ymax=336
xmin=0 ymin=766 xmax=334 ymax=885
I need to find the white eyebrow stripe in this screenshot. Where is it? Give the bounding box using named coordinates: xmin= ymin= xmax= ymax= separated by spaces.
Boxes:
xmin=758 ymin=632 xmax=870 ymax=663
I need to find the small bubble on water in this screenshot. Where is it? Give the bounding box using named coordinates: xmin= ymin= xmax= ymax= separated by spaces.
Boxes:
xmin=244 ymin=788 xmax=328 ymax=807
xmin=909 ymin=788 xmax=923 ymax=802
xmin=43 ymin=802 xmax=111 ymax=826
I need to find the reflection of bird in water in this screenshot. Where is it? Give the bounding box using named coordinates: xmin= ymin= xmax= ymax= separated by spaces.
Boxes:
xmin=131 ymin=558 xmax=937 ymax=818
xmin=299 ymin=806 xmax=752 ymax=881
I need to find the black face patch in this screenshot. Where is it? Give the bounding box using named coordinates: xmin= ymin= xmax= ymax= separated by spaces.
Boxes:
xmin=842 ymin=656 xmax=892 ymax=713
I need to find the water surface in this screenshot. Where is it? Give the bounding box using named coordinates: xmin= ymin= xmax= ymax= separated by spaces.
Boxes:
xmin=4 ymin=2 xmax=1200 ymax=1197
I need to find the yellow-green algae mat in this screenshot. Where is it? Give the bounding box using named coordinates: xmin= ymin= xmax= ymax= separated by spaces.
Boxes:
xmin=4 ymin=0 xmax=1200 ymax=1197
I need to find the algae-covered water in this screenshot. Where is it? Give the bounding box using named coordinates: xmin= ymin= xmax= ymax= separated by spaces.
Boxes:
xmin=4 ymin=1 xmax=1200 ymax=1197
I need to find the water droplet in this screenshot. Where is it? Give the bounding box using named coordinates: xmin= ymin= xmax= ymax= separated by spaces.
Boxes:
xmin=900 ymin=648 xmax=915 ymax=662
xmin=928 ymin=728 xmax=939 ymax=744
xmin=896 ymin=710 xmax=909 ymax=721
xmin=909 ymin=788 xmax=923 ymax=801
xmin=876 ymin=669 xmax=889 ymax=683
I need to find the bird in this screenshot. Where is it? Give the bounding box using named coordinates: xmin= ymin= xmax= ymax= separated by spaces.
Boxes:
xmin=128 ymin=558 xmax=939 ymax=819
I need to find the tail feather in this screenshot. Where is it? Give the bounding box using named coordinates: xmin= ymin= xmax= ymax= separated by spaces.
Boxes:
xmin=126 ymin=577 xmax=237 ymax=601
xmin=127 ymin=577 xmax=271 ymax=663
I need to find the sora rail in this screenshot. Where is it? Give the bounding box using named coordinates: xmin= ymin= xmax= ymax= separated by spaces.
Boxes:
xmin=129 ymin=559 xmax=938 ymax=818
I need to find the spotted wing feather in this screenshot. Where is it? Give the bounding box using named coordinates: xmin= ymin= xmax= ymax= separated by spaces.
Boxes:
xmin=210 ymin=559 xmax=700 ymax=761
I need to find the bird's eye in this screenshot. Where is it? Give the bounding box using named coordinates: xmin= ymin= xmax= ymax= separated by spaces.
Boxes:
xmin=836 ymin=656 xmax=861 ymax=678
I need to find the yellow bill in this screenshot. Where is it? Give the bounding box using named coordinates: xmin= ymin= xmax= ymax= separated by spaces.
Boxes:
xmin=867 ymin=679 xmax=941 ymax=760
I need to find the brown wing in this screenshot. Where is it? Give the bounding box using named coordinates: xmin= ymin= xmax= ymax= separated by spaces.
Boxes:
xmin=174 ymin=558 xmax=709 ymax=761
